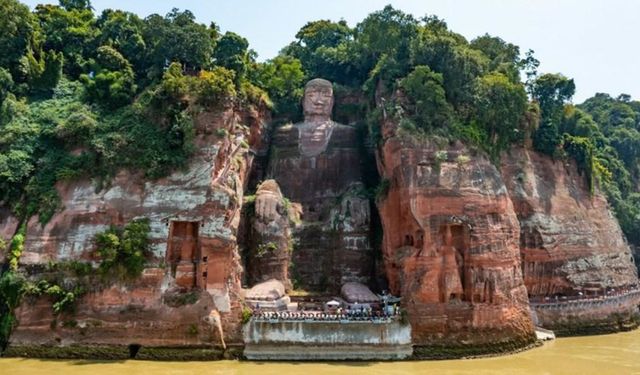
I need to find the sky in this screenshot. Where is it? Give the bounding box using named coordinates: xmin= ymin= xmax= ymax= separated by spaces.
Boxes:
xmin=22 ymin=0 xmax=640 ymax=103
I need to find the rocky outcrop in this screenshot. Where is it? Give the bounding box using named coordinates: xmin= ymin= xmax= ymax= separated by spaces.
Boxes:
xmin=375 ymin=125 xmax=536 ymax=347
xmin=501 ymin=147 xmax=640 ymax=332
xmin=341 ymin=282 xmax=380 ymax=304
xmin=6 ymin=104 xmax=269 ymax=347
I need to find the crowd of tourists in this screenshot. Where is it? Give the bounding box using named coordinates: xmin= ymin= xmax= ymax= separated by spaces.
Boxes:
xmin=252 ymin=306 xmax=401 ymax=322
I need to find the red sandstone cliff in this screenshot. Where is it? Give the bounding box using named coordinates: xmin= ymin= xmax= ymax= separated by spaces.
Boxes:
xmin=501 ymin=147 xmax=640 ymax=331
xmin=375 ymin=123 xmax=536 ymax=347
xmin=4 ymin=104 xmax=269 ymax=347
xmin=4 ymin=96 xmax=640 ymax=353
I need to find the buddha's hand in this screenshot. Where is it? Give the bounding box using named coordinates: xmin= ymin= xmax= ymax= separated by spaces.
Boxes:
xmin=255 ymin=190 xmax=280 ymax=222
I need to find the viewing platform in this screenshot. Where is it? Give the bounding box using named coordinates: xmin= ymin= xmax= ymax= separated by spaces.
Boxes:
xmin=243 ymin=311 xmax=412 ymax=361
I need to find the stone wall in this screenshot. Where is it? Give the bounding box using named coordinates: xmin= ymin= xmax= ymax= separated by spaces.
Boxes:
xmin=531 ymin=290 xmax=640 ymax=335
xmin=243 ymin=319 xmax=412 ymax=360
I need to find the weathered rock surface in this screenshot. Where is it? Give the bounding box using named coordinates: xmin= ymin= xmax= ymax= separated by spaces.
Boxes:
xmin=375 ymin=126 xmax=536 ymax=346
xmin=246 ymin=279 xmax=286 ymax=301
xmin=501 ymin=147 xmax=638 ymax=295
xmin=6 ymin=104 xmax=269 ymax=347
xmin=501 ymin=147 xmax=639 ymax=331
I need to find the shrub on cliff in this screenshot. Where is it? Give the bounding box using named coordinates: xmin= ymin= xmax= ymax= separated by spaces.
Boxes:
xmin=95 ymin=218 xmax=151 ymax=279
xmin=0 ymin=270 xmax=26 ymax=351
xmin=197 ymin=67 xmax=236 ymax=106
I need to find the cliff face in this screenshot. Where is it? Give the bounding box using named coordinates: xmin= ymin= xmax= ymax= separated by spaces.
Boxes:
xmin=3 ymin=96 xmax=640 ymax=353
xmin=501 ymin=147 xmax=640 ymax=331
xmin=5 ymin=105 xmax=269 ymax=347
xmin=375 ymin=125 xmax=536 ymax=346
xmin=501 ymin=147 xmax=638 ymax=296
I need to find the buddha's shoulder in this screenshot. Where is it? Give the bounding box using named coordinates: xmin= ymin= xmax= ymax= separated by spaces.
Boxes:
xmin=331 ymin=122 xmax=357 ymax=135
xmin=329 ymin=122 xmax=359 ymax=146
xmin=272 ymin=123 xmax=299 ymax=144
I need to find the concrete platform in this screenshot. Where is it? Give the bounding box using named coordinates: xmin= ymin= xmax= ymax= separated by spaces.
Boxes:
xmin=243 ymin=319 xmax=412 ymax=360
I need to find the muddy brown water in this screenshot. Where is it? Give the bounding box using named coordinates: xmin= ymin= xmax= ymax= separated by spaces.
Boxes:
xmin=3 ymin=329 xmax=640 ymax=374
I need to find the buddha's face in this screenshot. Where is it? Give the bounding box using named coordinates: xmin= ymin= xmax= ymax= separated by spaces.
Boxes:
xmin=302 ymin=86 xmax=334 ymax=118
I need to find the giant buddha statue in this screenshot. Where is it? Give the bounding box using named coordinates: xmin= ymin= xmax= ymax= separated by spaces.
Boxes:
xmin=265 ymin=78 xmax=373 ymax=291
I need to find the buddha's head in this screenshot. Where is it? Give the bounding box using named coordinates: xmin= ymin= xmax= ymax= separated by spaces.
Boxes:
xmin=302 ymin=78 xmax=334 ymax=120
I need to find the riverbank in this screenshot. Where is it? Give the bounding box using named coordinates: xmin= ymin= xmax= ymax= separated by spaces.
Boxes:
xmin=2 ymin=329 xmax=640 ymax=375
xmin=1 ymin=325 xmax=634 ymax=362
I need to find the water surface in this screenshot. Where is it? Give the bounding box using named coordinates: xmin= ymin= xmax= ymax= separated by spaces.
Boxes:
xmin=3 ymin=329 xmax=640 ymax=375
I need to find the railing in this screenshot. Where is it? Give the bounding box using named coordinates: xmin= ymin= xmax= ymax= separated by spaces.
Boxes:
xmin=530 ymin=288 xmax=640 ymax=310
xmin=251 ymin=310 xmax=400 ymax=323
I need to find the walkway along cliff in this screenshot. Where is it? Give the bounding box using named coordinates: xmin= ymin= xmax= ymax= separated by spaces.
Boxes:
xmin=0 ymin=78 xmax=639 ymax=359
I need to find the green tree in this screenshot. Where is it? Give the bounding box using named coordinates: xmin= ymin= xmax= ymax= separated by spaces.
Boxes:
xmin=470 ymin=34 xmax=521 ymax=82
xmin=411 ymin=20 xmax=488 ymax=112
xmin=354 ymin=5 xmax=418 ymax=87
xmin=0 ymin=68 xmax=13 ymax=104
xmin=610 ymin=127 xmax=640 ymax=173
xmin=23 ymin=49 xmax=64 ymax=94
xmin=254 ymin=55 xmax=304 ymax=117
xmin=81 ymin=45 xmax=136 ymax=108
xmin=0 ymin=0 xmax=37 ymax=79
xmin=399 ymin=65 xmax=453 ymax=130
xmin=142 ymin=9 xmax=215 ymax=76
xmin=59 ymin=0 xmax=92 ymax=11
xmin=34 ymin=3 xmax=97 ymax=78
xmin=96 ymin=10 xmax=146 ymax=77
xmin=473 ymin=72 xmax=528 ymax=154
xmin=531 ymin=73 xmax=575 ymax=155
xmin=283 ymin=19 xmax=357 ymax=84
xmin=213 ymin=31 xmax=250 ymax=84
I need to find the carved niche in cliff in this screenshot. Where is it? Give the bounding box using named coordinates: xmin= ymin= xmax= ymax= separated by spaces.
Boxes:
xmin=167 ymin=221 xmax=199 ymax=288
xmin=438 ymin=223 xmax=468 ymax=303
xmin=265 ymin=78 xmax=373 ymax=291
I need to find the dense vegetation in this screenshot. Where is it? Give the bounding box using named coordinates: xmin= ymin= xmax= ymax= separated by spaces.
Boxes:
xmin=0 ymin=0 xmax=280 ymax=350
xmin=0 ymin=0 xmax=282 ymax=228
xmin=0 ymin=0 xmax=639 ymax=349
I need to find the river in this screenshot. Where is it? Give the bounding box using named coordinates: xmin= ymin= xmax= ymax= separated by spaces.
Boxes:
xmin=3 ymin=329 xmax=640 ymax=375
